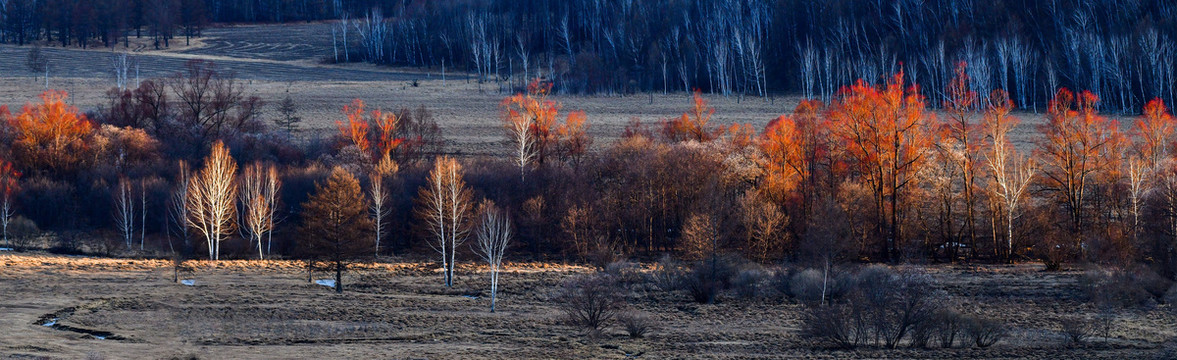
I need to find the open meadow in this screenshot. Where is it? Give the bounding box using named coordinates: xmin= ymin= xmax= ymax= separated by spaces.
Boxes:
xmin=0 ymin=23 xmax=1058 ymax=157
xmin=1 ymin=252 xmax=1175 ymax=359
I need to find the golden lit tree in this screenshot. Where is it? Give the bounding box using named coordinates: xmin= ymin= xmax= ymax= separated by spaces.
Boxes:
xmin=239 ymin=162 xmax=280 ymax=260
xmin=828 ymin=73 xmax=933 ymax=262
xmin=299 ymin=167 xmax=373 ymax=293
xmin=1035 ymin=89 xmax=1125 ymax=252
xmin=187 ymin=140 xmax=238 ymax=260
xmin=11 ymin=90 xmax=93 ymax=175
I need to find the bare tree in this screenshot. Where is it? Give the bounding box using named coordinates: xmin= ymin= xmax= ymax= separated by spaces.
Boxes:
xmin=0 ymin=161 xmax=18 ymax=248
xmin=474 ymin=200 xmax=511 ymax=312
xmin=186 ymin=141 xmax=237 ymax=260
xmin=168 ymin=161 xmax=191 ymax=252
xmin=239 ymin=162 xmax=278 ymax=260
xmin=416 ymin=156 xmax=474 ymax=287
xmin=983 ymin=91 xmax=1035 ymax=262
xmin=112 ymin=51 xmax=129 ymax=90
xmin=369 ymin=155 xmax=397 ymax=257
xmin=113 ymin=177 xmax=136 ymax=250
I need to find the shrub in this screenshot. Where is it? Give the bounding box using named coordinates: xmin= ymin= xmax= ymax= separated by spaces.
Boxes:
xmin=682 ymin=255 xmax=741 ymax=304
xmin=648 ymin=254 xmax=685 ymax=292
xmin=553 ymin=274 xmax=625 ymax=331
xmin=801 ymin=303 xmax=863 ymax=349
xmin=1060 ymin=317 xmax=1094 ymax=345
xmin=789 ymin=268 xmax=828 ymax=306
xmin=604 ymin=260 xmax=644 ymax=286
xmin=932 ymin=309 xmax=966 ymax=348
xmin=732 ymin=267 xmax=770 ymax=299
xmin=1080 ymin=267 xmax=1170 ymax=310
xmin=963 ymin=316 xmax=1007 ymax=348
xmin=801 ymin=266 xmax=944 ymax=349
xmin=617 ymin=310 xmax=655 ymax=338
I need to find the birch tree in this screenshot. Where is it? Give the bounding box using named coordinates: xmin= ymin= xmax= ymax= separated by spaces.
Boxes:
xmin=0 ymin=161 xmax=17 ymax=249
xmin=474 ymin=200 xmax=511 ymax=312
xmin=169 ymin=161 xmax=191 ymax=251
xmin=370 ymin=155 xmax=398 ymax=256
xmin=239 ymin=162 xmax=279 ymax=260
xmin=187 ymin=141 xmax=237 ymax=260
xmin=113 ymin=177 xmax=136 ymax=250
xmin=416 ymin=156 xmax=474 ymax=287
xmin=983 ymin=90 xmax=1035 ymax=262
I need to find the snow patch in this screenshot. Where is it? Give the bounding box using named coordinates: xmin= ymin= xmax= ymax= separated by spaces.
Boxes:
xmin=0 ymin=247 xmax=12 ymax=251
xmin=315 ymin=279 xmax=336 ymax=288
xmin=93 ymin=335 xmax=106 ymax=340
xmin=42 ymin=318 xmax=57 ymax=326
xmin=461 ymin=295 xmax=479 ymax=300
xmin=180 ymin=280 xmax=195 ymax=286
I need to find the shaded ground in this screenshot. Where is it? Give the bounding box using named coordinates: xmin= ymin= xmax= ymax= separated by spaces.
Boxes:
xmin=0 ymin=253 xmax=1173 ymax=359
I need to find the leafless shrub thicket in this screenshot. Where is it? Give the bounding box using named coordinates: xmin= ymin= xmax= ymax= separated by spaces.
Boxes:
xmin=801 ymin=266 xmax=959 ymax=349
xmin=617 ymin=310 xmax=655 ymax=338
xmin=1080 ymin=267 xmax=1172 ymax=310
xmin=553 ymin=274 xmax=625 ymax=332
xmin=1060 ymin=316 xmax=1095 ymax=345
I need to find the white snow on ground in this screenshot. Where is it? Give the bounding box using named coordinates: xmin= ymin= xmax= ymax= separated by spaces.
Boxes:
xmin=42 ymin=319 xmax=57 ymax=326
xmin=315 ymin=279 xmax=335 ymax=287
xmin=180 ymin=280 xmax=195 ymax=286
xmin=93 ymin=335 xmax=105 ymax=340
xmin=0 ymin=247 xmax=12 ymax=251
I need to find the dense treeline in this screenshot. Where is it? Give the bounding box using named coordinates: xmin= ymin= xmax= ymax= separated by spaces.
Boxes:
xmin=4 ymin=0 xmax=1175 ymax=113
xmin=1 ymin=60 xmax=1176 ymax=284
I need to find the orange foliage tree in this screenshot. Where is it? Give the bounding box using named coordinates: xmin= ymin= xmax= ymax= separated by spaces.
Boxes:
xmin=10 ymin=90 xmax=94 ymax=175
xmin=828 ymin=73 xmax=933 ymax=262
xmin=337 ymin=99 xmax=403 ymax=165
xmin=501 ymin=79 xmax=587 ymax=180
xmin=1035 ymin=89 xmax=1125 ymax=252
xmin=759 ymin=100 xmax=829 ymax=223
xmin=662 ymin=90 xmax=720 ymax=142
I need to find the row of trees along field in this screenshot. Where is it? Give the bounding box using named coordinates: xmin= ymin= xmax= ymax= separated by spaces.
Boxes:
xmin=3 ymin=0 xmax=1175 ymax=113
xmin=1 ymin=60 xmax=1177 ymax=282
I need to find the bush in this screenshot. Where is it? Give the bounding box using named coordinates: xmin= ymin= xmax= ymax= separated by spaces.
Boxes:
xmin=553 ymin=274 xmax=625 ymax=331
xmin=932 ymin=309 xmax=966 ymax=348
xmin=648 ymin=254 xmax=685 ymax=292
xmin=617 ymin=310 xmax=655 ymax=338
xmin=963 ymin=316 xmax=1007 ymax=348
xmin=6 ymin=216 xmax=40 ymax=250
xmin=604 ymin=260 xmax=644 ymax=286
xmin=801 ymin=266 xmax=944 ymax=349
xmin=1060 ymin=317 xmax=1094 ymax=345
xmin=682 ymin=255 xmax=741 ymax=304
xmin=789 ymin=268 xmax=828 ymax=306
xmin=732 ymin=267 xmax=771 ymax=299
xmin=1080 ymin=267 xmax=1170 ymax=310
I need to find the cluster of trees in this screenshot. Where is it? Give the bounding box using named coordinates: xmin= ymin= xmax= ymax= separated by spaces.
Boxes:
xmin=5 ymin=1 xmax=1174 ymax=112
xmin=2 ymin=59 xmax=1177 ymax=287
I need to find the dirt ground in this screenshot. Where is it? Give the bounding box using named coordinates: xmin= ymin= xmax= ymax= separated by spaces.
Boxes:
xmin=0 ymin=252 xmax=1173 ymax=359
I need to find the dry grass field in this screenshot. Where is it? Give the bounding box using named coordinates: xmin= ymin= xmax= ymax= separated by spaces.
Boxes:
xmin=0 ymin=23 xmax=1072 ymax=158
xmin=1 ymin=252 xmax=1175 ymax=359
